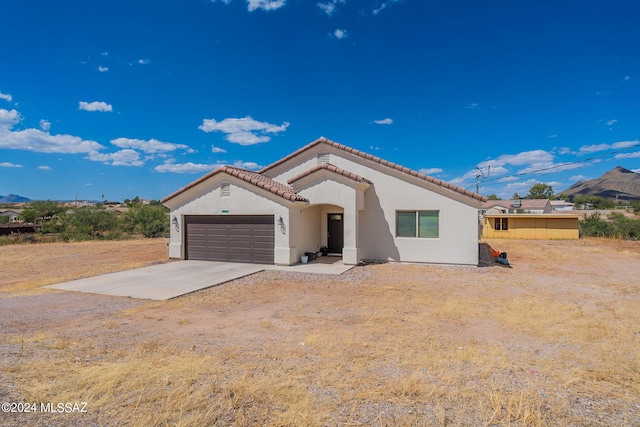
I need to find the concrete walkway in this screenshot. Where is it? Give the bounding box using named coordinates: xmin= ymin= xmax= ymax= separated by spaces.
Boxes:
xmin=46 ymin=257 xmax=353 ymax=300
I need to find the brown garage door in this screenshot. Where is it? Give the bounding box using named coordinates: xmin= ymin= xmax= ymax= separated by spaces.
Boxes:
xmin=184 ymin=215 xmax=274 ymax=264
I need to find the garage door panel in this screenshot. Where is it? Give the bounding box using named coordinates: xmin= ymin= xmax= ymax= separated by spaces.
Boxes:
xmin=185 ymin=215 xmax=274 ymax=264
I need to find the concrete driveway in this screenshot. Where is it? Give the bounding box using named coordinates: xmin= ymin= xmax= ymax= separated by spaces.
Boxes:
xmin=46 ymin=257 xmax=354 ymax=300
xmin=46 ymin=261 xmax=265 ymax=300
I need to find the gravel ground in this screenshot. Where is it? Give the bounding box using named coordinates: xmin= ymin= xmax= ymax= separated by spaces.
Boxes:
xmin=1 ymin=238 xmax=640 ymax=426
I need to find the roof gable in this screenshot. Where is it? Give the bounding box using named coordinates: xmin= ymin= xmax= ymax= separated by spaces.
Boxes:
xmin=261 ymin=137 xmax=487 ymax=202
xmin=161 ymin=165 xmax=307 ymax=205
xmin=287 ymin=163 xmax=372 ymax=186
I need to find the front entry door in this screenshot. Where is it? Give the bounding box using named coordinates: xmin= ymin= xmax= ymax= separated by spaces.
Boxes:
xmin=327 ymin=213 xmax=344 ymax=254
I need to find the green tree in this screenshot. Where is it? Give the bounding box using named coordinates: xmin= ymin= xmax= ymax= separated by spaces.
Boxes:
xmin=487 ymin=194 xmax=501 ymax=200
xmin=135 ymin=205 xmax=169 ymax=237
xmin=573 ymin=195 xmax=613 ymax=210
xmin=121 ymin=204 xmax=169 ymax=238
xmin=57 ymin=208 xmax=118 ymax=241
xmin=526 ymin=183 xmax=555 ymax=199
xmin=512 ymin=193 xmax=520 ymax=200
xmin=20 ymin=200 xmax=63 ymax=223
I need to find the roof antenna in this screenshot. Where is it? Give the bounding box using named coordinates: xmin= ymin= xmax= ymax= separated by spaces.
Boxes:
xmin=475 ymin=166 xmax=490 ymax=194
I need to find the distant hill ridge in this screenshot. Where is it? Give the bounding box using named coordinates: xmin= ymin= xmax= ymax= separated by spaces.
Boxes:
xmin=0 ymin=194 xmax=31 ymax=203
xmin=561 ymin=166 xmax=640 ymax=201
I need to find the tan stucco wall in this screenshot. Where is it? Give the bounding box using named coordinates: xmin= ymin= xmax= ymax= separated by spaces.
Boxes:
xmin=483 ymin=215 xmax=580 ymax=239
xmin=268 ymin=146 xmax=482 ymax=265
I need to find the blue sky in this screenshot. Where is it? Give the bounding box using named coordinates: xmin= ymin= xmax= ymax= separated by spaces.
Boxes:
xmin=1 ymin=0 xmax=639 ymax=201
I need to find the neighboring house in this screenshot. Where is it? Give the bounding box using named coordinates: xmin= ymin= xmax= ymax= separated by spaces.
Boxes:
xmin=0 ymin=209 xmax=22 ymax=222
xmin=162 ymin=137 xmax=487 ymax=266
xmin=551 ymin=200 xmax=574 ymax=211
xmin=482 ymin=213 xmax=580 ymax=239
xmin=481 ymin=199 xmax=553 ymax=215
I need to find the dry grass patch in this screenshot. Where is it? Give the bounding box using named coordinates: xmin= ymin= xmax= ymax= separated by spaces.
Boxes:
xmin=1 ymin=238 xmax=640 ymax=426
xmin=0 ymin=238 xmax=167 ymax=295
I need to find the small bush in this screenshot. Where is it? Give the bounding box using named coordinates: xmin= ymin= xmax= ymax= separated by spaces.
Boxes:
xmin=580 ymin=212 xmax=640 ymax=239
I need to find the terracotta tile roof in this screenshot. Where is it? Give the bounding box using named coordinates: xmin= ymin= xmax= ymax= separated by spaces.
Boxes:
xmin=287 ymin=163 xmax=373 ymax=185
xmin=222 ymin=166 xmax=308 ymax=202
xmin=261 ymin=137 xmax=487 ymax=202
xmin=161 ymin=165 xmax=308 ymax=203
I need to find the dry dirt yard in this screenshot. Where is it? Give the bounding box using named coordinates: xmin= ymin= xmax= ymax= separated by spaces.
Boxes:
xmin=1 ymin=238 xmax=639 ymax=426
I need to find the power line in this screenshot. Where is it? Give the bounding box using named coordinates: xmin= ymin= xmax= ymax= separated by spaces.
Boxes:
xmin=480 ymin=142 xmax=640 ymax=185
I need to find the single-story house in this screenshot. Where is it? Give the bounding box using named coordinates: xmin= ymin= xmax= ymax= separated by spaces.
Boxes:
xmin=481 ymin=199 xmax=553 ymax=215
xmin=550 ymin=200 xmax=574 ymax=211
xmin=482 ymin=213 xmax=580 ymax=239
xmin=162 ymin=137 xmax=487 ymax=266
xmin=0 ymin=209 xmax=22 ymax=222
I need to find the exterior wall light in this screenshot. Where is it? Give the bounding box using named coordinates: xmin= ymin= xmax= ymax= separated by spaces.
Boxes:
xmin=172 ymin=215 xmax=179 ymax=231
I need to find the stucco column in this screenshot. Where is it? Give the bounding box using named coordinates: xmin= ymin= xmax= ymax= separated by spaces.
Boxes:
xmin=168 ymin=212 xmax=182 ymax=259
xmin=342 ymin=203 xmax=359 ymax=265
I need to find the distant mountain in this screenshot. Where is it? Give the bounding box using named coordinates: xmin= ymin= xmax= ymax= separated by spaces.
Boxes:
xmin=560 ymin=166 xmax=640 ymax=201
xmin=0 ymin=194 xmax=31 ymax=203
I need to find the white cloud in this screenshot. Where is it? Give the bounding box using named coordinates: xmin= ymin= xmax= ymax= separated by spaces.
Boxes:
xmin=98 ymin=66 xmax=109 ymax=72
xmin=547 ymin=134 xmax=558 ymax=139
xmin=212 ymin=145 xmax=227 ymax=153
xmin=86 ymin=149 xmax=144 ymax=167
xmin=614 ymin=151 xmax=640 ymax=159
xmin=606 ymin=119 xmax=618 ymax=126
xmin=226 ymin=132 xmax=271 ymax=145
xmin=101 ymin=52 xmax=109 ymax=57
xmin=39 ymin=119 xmax=51 ymax=131
xmin=624 ymin=76 xmax=631 ymax=81
xmin=555 ymin=146 xmax=573 ymax=155
xmin=578 ymin=140 xmax=639 ymax=155
xmin=232 ymin=160 xmax=261 ymax=169
xmin=199 ymin=115 xmax=289 ymax=145
xmin=372 ymin=0 xmax=402 ymax=15
xmin=0 ymin=162 xmax=22 ymax=168
xmin=0 ymin=109 xmax=21 ymax=128
xmin=503 ymin=179 xmax=542 ymax=194
xmin=0 ymin=92 xmax=12 ymax=102
xmin=247 ymin=0 xmax=286 ymax=11
xmin=155 ymin=161 xmax=220 ymax=174
xmin=0 ymin=109 xmax=104 ymax=153
xmin=464 ymin=102 xmax=479 ymax=109
xmin=332 ymin=29 xmax=348 ymax=39
xmin=111 ymin=137 xmax=193 ymax=154
xmin=318 ymin=0 xmax=344 ymax=15
xmin=372 ymin=118 xmax=393 ymax=125
xmin=79 ymin=101 xmax=113 ymax=112
xmin=478 ymin=150 xmax=554 ymax=169
xmin=38 ymin=165 xmax=52 ymax=171
xmin=496 ymin=175 xmax=519 ymax=183
xmin=137 ymin=59 xmax=150 ymax=65
xmin=418 ymin=168 xmax=443 ymax=175
xmin=570 ymin=174 xmax=589 ymax=182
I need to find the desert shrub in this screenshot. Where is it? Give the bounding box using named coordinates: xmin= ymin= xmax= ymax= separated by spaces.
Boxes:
xmin=57 ymin=208 xmax=119 ymax=241
xmin=609 ymin=212 xmax=640 ymax=240
xmin=580 ymin=212 xmax=640 ymax=239
xmin=580 ymin=213 xmax=612 ymax=237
